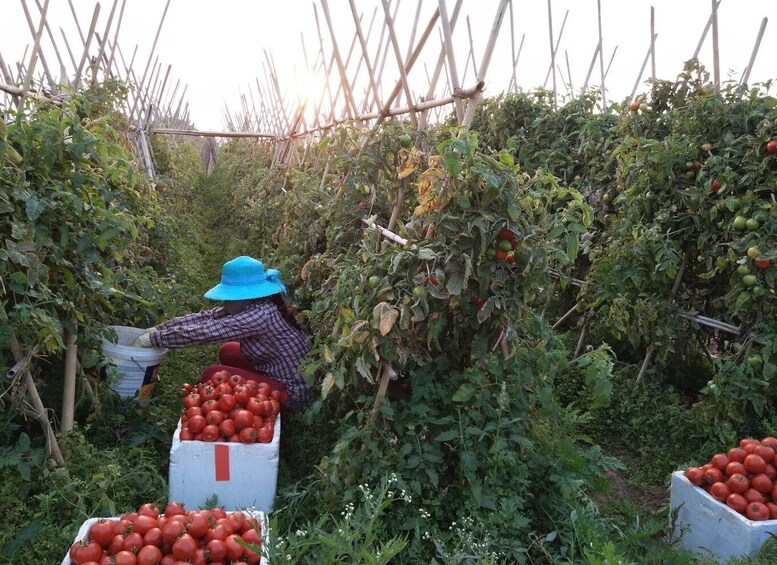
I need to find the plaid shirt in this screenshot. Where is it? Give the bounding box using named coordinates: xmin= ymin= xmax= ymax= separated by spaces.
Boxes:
xmin=150 ymin=302 xmax=311 ymax=403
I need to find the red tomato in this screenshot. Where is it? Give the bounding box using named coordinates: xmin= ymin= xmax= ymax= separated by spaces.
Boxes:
xmin=270 ymin=389 xmax=283 ymax=402
xmin=257 ymin=427 xmax=273 ymax=443
xmin=136 ymin=545 xmax=163 ymax=565
xmin=754 ymin=445 xmax=775 ymax=464
xmin=216 ymin=517 xmax=236 ymax=535
xmin=165 ymin=500 xmax=186 ymax=518
xmin=113 ymin=551 xmax=137 ymax=565
xmin=234 ymin=384 xmax=252 ymax=406
xmin=108 ymin=534 xmax=125 ymax=555
xmin=727 ymin=493 xmax=748 ymax=513
xmin=183 ymin=393 xmax=201 ymax=409
xmin=703 ymin=467 xmax=723 ymax=487
xmin=138 ymin=503 xmax=160 ymax=519
xmin=187 ymin=415 xmax=206 ymax=434
xmin=740 ymin=438 xmax=759 ymax=448
xmin=228 ymin=373 xmax=246 ymax=387
xmin=172 ymin=534 xmax=198 ymax=560
xmin=201 ymin=399 xmax=219 ymax=414
xmin=246 ymin=397 xmax=264 ymax=416
xmin=179 ymin=428 xmax=194 ymax=441
xmin=727 ymin=447 xmax=747 ymax=463
xmin=123 ymin=532 xmax=144 ymax=553
xmin=185 ymin=407 xmax=203 ymax=420
xmin=114 ymin=519 xmax=132 ymax=536
xmin=750 ymin=473 xmax=773 ymax=494
xmin=219 ymin=419 xmax=236 ymax=437
xmin=744 ymin=441 xmax=761 ymax=455
xmin=186 ymin=512 xmax=210 ymax=538
xmin=745 ymin=454 xmax=767 ymax=474
xmin=143 ymin=527 xmax=163 ymax=547
xmin=685 ymin=467 xmax=703 ymax=486
xmin=205 ymin=410 xmax=225 ymax=426
xmin=727 ymin=473 xmax=749 ymax=494
xmin=132 ymin=514 xmax=158 ymax=536
xmin=204 ymin=524 xmax=228 ymax=543
xmin=240 ymin=517 xmax=261 ymax=535
xmin=210 ymin=508 xmax=226 ymax=521
xmin=764 ymin=463 xmax=777 ymax=481
xmin=746 ymin=502 xmax=769 ymax=521
xmin=218 ymin=394 xmax=236 ymax=412
xmin=160 ymin=555 xmax=176 ymax=565
xmin=725 ymin=461 xmax=747 ymax=478
xmin=206 ymin=539 xmax=227 ymax=562
xmin=767 ymin=502 xmax=777 ymax=520
xmin=766 ymin=140 xmax=777 ymax=154
xmin=199 ymin=385 xmax=218 ymax=402
xmin=229 ymin=434 xmax=240 ymax=442
xmin=710 ymin=481 xmax=730 ymax=502
xmin=743 ymin=488 xmax=765 ymax=503
xmin=710 ymin=454 xmax=729 ymax=472
xmin=224 ymin=534 xmax=245 ymax=560
xmin=256 ymin=383 xmax=271 ymax=396
xmin=201 ymin=424 xmax=220 ymax=442
xmin=772 ymin=482 xmax=777 ymax=501
xmin=72 ymin=540 xmax=103 ymax=564
xmin=252 ymin=416 xmax=263 ymax=429
xmin=240 ymin=427 xmax=257 ymax=444
xmin=234 ymin=410 xmax=254 ymax=430
xmin=88 ymin=519 xmax=115 ymax=549
xmin=162 ymin=520 xmax=186 ymax=545
xmin=762 ymin=436 xmax=777 ymax=449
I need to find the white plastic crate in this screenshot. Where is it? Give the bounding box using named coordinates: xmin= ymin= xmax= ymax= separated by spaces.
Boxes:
xmin=61 ymin=510 xmax=269 ymax=565
xmin=168 ymin=414 xmax=280 ymax=514
xmin=669 ymin=471 xmax=777 ymax=562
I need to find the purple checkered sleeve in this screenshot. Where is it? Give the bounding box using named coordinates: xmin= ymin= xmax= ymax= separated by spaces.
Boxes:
xmin=150 ymin=303 xmax=311 ymax=403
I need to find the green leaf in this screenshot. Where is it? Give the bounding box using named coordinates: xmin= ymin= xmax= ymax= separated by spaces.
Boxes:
xmin=452 ymin=383 xmax=475 ymax=403
xmin=2 ymin=521 xmax=39 ymax=558
xmin=433 ymin=430 xmax=458 ymax=442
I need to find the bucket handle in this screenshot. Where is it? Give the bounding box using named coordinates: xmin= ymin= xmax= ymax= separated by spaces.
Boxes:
xmin=129 ymin=356 xmax=148 ymax=371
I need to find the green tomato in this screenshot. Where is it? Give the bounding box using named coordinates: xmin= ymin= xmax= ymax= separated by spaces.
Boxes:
xmin=399 ymin=134 xmax=412 ymax=148
xmin=747 ymin=354 xmax=763 ymax=368
xmin=752 ymin=285 xmax=765 ymax=297
xmin=746 ymin=218 xmax=760 ymax=230
xmin=742 ymin=274 xmax=758 ymax=287
xmin=737 ymin=264 xmax=751 ymax=276
xmin=733 ymin=216 xmax=748 ymax=230
xmin=485 ymin=248 xmax=496 ymax=259
xmin=497 ymin=239 xmax=513 ymax=252
xmin=412 ymin=286 xmax=427 ymax=299
xmin=368 ymin=276 xmax=381 ymax=289
xmin=747 ymin=246 xmax=761 ymax=259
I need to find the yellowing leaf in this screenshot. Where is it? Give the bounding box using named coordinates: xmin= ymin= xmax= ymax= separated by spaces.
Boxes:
xmin=380 ymin=307 xmax=400 ymax=336
xmin=321 ymin=372 xmax=335 ymax=399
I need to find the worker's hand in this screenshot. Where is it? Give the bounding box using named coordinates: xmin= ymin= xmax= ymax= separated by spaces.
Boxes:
xmin=132 ymin=332 xmax=153 ymax=348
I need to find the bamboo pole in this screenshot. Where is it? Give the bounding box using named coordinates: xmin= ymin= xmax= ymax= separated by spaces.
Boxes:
xmin=381 ymin=0 xmax=419 ymax=126
xmin=596 ymin=0 xmax=607 ymax=110
xmin=711 ymin=0 xmax=720 ymax=93
xmin=59 ymin=28 xmax=78 ymax=76
xmin=650 ymin=6 xmax=657 ymax=84
xmin=20 ymin=0 xmax=51 ymax=100
xmin=437 ymin=0 xmax=464 ymax=123
xmin=693 ymin=0 xmax=722 ymax=60
xmin=348 ymin=2 xmax=382 ymax=110
xmin=741 ymin=17 xmax=768 ymax=85
xmin=630 ymin=34 xmax=657 ymax=101
xmin=73 ymin=3 xmax=100 ymax=90
xmin=21 ymin=0 xmax=57 ymax=92
xmin=546 ymin=0 xmax=558 ymax=109
xmin=150 ymin=128 xmax=277 ymax=139
xmin=107 ymin=0 xmax=129 ymax=75
xmin=130 ymin=0 xmax=171 ymax=119
xmin=509 ymin=0 xmax=517 ymax=90
xmin=370 ymin=362 xmax=397 ymax=423
xmin=320 ymin=0 xmax=360 ymax=119
xmin=92 ymin=0 xmax=120 ymax=84
xmin=543 ymin=8 xmax=569 ymax=91
xmin=507 ymin=33 xmax=525 ymax=93
xmin=465 ymin=15 xmax=479 ymax=81
xmin=66 ymin=0 xmax=86 ymax=46
xmin=461 ymin=0 xmax=509 ymax=128
xmin=61 ymin=325 xmax=78 ymax=433
xmin=32 ymin=0 xmax=67 ymax=84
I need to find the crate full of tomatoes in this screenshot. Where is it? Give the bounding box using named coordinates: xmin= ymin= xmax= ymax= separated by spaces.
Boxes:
xmin=178 ymin=370 xmax=286 ymax=444
xmin=63 ymin=501 xmax=268 ymax=565
xmin=670 ymin=436 xmax=777 ymax=562
xmin=169 ymin=371 xmax=281 ymax=514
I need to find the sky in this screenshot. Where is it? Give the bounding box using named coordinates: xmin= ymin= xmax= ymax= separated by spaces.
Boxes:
xmin=2 ymin=1 xmax=777 ymax=131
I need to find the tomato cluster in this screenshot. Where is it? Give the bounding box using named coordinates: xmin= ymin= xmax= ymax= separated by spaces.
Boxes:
xmin=178 ymin=371 xmax=286 ymax=444
xmin=490 ymin=228 xmax=518 ymax=264
xmin=68 ymin=502 xmax=263 ymax=564
xmin=685 ymin=436 xmax=777 ymax=521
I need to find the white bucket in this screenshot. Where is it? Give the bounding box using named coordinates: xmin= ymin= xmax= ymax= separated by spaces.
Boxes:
xmin=101 ymin=326 xmax=168 ymax=400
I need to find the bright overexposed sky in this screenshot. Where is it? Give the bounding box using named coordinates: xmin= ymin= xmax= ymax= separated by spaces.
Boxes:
xmin=2 ymin=1 xmax=777 ymax=130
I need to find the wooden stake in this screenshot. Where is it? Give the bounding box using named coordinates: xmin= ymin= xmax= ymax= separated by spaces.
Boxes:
xmin=32 ymin=0 xmax=67 ymax=84
xmin=507 ymin=33 xmax=525 ymax=93
xmin=553 ymin=303 xmax=578 ymax=330
xmin=630 ymin=34 xmax=657 ymax=101
xmin=543 ymin=8 xmax=569 ymax=91
xmin=92 ymin=0 xmax=120 ymax=84
xmin=320 ymin=0 xmax=360 ymax=119
xmin=370 ymin=362 xmax=396 ymax=423
xmin=741 ymin=17 xmax=768 ymax=85
xmin=546 ymin=0 xmax=558 ymax=109
xmin=693 ymin=0 xmax=721 ymax=60
xmin=129 ymin=0 xmax=171 ymax=119
xmin=348 ymin=0 xmax=383 ymax=110
xmin=107 ymin=0 xmax=129 ymax=76
xmin=66 ymin=0 xmax=86 ymax=46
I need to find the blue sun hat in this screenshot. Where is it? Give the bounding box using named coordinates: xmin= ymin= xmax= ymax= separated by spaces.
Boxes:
xmin=204 ymin=256 xmax=287 ymax=301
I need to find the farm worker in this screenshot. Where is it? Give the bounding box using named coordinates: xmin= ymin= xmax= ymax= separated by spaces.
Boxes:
xmin=133 ymin=256 xmax=311 ymax=411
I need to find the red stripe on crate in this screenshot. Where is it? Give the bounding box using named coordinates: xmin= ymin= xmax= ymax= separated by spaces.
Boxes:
xmin=215 ymin=444 xmax=230 ymax=481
